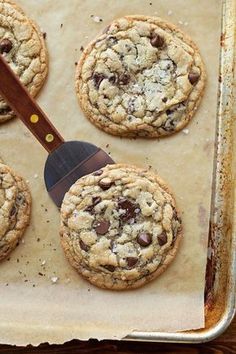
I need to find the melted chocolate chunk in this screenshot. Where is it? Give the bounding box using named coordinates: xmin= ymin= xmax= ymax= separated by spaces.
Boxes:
xmin=95 ymin=220 xmax=110 ymax=235
xmin=150 ymin=34 xmax=165 ymax=48
xmin=126 ymin=257 xmax=138 ymax=267
xmin=85 ymin=196 xmax=101 ymax=213
xmin=157 ymin=232 xmax=167 ymax=246
xmin=118 ymin=199 xmax=140 ymax=221
xmin=119 ymin=73 xmax=130 ymax=85
xmin=93 ymin=72 xmax=106 ymax=89
xmin=103 ymin=265 xmax=116 ymax=272
xmin=98 ymin=179 xmax=113 ymax=190
xmin=0 ymin=39 xmax=13 ymax=54
xmin=137 ymin=232 xmax=152 ymax=247
xmin=188 ymin=72 xmax=200 ymax=85
xmin=79 ymin=239 xmax=89 ymax=252
xmin=93 ymin=169 xmax=103 ymax=176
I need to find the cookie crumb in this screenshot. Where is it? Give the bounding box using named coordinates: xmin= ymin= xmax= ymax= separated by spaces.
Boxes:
xmin=41 ymin=260 xmax=46 ymax=266
xmin=51 ymin=276 xmax=58 ymax=284
xmin=34 ymin=174 xmax=38 ymax=179
xmin=178 ymin=20 xmax=183 ymax=25
xmin=65 ymin=278 xmax=71 ymax=284
xmin=167 ymin=10 xmax=173 ymax=16
xmin=182 ymin=128 xmax=189 ymax=135
xmin=184 ymin=22 xmax=188 ymax=26
xmin=21 ymin=239 xmax=25 ymax=244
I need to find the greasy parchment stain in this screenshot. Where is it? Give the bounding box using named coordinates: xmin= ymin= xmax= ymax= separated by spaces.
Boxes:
xmin=0 ymin=0 xmax=221 ymax=346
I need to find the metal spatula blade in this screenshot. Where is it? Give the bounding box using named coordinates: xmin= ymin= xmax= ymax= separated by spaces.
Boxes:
xmin=44 ymin=141 xmax=114 ymax=206
xmin=0 ymin=55 xmax=114 ymax=207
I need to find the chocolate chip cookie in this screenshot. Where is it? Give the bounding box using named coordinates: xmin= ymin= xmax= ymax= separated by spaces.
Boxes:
xmin=60 ymin=164 xmax=182 ymax=290
xmin=0 ymin=0 xmax=48 ymax=123
xmin=76 ymin=15 xmax=205 ymax=138
xmin=0 ymin=162 xmax=31 ymax=261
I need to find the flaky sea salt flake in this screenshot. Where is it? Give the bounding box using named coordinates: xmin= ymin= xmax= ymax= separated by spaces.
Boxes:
xmin=51 ymin=276 xmax=58 ymax=284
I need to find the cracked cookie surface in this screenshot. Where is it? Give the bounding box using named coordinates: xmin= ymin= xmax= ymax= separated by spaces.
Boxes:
xmin=76 ymin=15 xmax=205 ymax=138
xmin=60 ymin=164 xmax=182 ymax=290
xmin=0 ymin=162 xmax=31 ymax=261
xmin=0 ymin=0 xmax=48 ymax=123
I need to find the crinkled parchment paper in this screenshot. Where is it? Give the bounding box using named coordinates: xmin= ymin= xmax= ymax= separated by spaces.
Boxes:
xmin=0 ymin=0 xmax=221 ymax=345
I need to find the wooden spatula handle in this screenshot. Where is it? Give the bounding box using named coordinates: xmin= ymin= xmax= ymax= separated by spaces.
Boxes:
xmin=0 ymin=55 xmax=64 ymax=152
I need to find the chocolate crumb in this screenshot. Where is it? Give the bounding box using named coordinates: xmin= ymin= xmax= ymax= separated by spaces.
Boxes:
xmin=80 ymin=46 xmax=84 ymax=52
xmin=43 ymin=32 xmax=47 ymax=39
xmin=60 ymin=23 xmax=63 ymax=28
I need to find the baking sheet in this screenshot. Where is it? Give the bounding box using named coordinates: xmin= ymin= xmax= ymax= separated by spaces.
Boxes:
xmin=0 ymin=0 xmax=221 ymax=345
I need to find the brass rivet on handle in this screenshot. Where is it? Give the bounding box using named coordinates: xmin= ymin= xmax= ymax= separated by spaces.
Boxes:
xmin=45 ymin=134 xmax=54 ymax=143
xmin=30 ymin=114 xmax=39 ymax=123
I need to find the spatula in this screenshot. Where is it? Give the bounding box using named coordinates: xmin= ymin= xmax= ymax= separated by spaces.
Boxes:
xmin=0 ymin=55 xmax=114 ymax=207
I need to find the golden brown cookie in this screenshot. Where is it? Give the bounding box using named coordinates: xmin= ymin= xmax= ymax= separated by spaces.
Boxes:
xmin=0 ymin=0 xmax=48 ymax=123
xmin=76 ymin=15 xmax=205 ymax=138
xmin=0 ymin=162 xmax=31 ymax=261
xmin=60 ymin=164 xmax=182 ymax=290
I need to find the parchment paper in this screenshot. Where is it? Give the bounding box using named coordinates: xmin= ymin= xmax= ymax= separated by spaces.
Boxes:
xmin=0 ymin=0 xmax=221 ymax=345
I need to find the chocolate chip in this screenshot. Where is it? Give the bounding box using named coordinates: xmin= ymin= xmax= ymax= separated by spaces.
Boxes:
xmin=16 ymin=195 xmax=25 ymax=204
xmin=92 ymin=196 xmax=101 ymax=205
xmin=118 ymin=199 xmax=139 ymax=221
xmin=109 ymin=75 xmax=117 ymax=84
xmin=126 ymin=257 xmax=138 ymax=267
xmin=166 ymin=109 xmax=172 ymax=116
xmin=150 ymin=34 xmax=165 ymax=48
xmin=103 ymin=265 xmax=115 ymax=272
xmin=79 ymin=239 xmax=89 ymax=252
xmin=95 ymin=220 xmax=110 ymax=235
xmin=157 ymin=232 xmax=167 ymax=246
xmin=93 ymin=72 xmax=105 ymax=89
xmin=85 ymin=196 xmax=101 ymax=213
xmin=98 ymin=178 xmax=113 ymax=190
xmin=107 ymin=36 xmax=118 ymax=44
xmin=119 ymin=73 xmax=130 ymax=85
xmin=188 ymin=72 xmax=200 ymax=85
xmin=0 ymin=39 xmax=13 ymax=54
xmin=10 ymin=206 xmax=17 ymax=217
xmin=162 ymin=97 xmax=168 ymax=103
xmin=93 ymin=169 xmax=103 ymax=176
xmin=137 ymin=232 xmax=152 ymax=247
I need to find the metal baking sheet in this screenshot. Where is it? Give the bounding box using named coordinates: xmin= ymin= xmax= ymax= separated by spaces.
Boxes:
xmin=0 ymin=0 xmax=234 ymax=345
xmin=127 ymin=0 xmax=236 ymax=343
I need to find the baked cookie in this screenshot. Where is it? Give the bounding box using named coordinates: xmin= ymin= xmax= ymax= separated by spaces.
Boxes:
xmin=60 ymin=164 xmax=182 ymax=290
xmin=76 ymin=15 xmax=205 ymax=138
xmin=0 ymin=162 xmax=31 ymax=261
xmin=0 ymin=0 xmax=48 ymax=123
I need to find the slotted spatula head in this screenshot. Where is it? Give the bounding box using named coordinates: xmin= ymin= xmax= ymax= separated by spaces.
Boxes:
xmin=0 ymin=54 xmax=114 ymax=207
xmin=44 ymin=141 xmax=114 ymax=207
